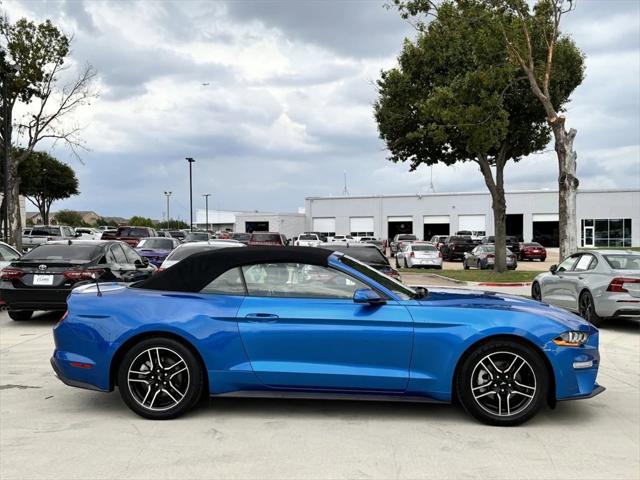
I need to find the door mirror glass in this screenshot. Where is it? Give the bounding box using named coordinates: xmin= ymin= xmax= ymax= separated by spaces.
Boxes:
xmin=353 ymin=288 xmax=386 ymax=305
xmin=549 ymin=264 xmax=557 ymax=274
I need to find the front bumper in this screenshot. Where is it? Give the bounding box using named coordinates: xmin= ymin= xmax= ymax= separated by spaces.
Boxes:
xmin=1 ymin=286 xmax=71 ymax=311
xmin=546 ymin=330 xmax=604 ymax=401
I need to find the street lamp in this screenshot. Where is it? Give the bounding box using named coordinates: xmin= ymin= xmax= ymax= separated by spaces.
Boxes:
xmin=164 ymin=191 xmax=172 ymax=229
xmin=203 ymin=194 xmax=211 ymax=232
xmin=185 ymin=157 xmax=195 ymax=231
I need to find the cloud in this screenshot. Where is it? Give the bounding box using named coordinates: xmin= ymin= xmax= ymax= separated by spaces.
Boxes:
xmin=2 ymin=0 xmax=638 ymax=220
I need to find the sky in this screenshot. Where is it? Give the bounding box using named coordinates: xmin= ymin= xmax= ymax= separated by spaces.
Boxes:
xmin=4 ymin=0 xmax=640 ymax=221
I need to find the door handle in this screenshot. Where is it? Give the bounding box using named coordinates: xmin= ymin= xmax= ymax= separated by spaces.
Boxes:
xmin=245 ymin=313 xmax=279 ymax=323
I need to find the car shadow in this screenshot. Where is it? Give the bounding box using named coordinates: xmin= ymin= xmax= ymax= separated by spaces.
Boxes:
xmin=2 ymin=310 xmax=63 ymax=328
xmin=601 ymin=317 xmax=639 ymax=333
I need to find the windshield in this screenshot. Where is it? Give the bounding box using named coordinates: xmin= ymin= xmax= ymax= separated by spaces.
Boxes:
xmin=185 ymin=232 xmax=209 ymax=242
xmin=299 ymin=235 xmax=318 ymax=240
xmin=30 ymin=227 xmax=61 ymax=236
xmin=137 ymin=238 xmax=175 ymax=250
xmin=604 ymin=254 xmax=640 ymax=270
xmin=117 ymin=227 xmax=151 ymax=237
xmin=450 ymin=236 xmax=473 ymax=243
xmin=329 ymin=246 xmax=388 ymax=265
xmin=252 ymin=233 xmax=281 ymax=242
xmin=338 ymin=256 xmax=415 ymax=300
xmin=398 ymin=235 xmax=416 ymax=241
xmin=22 ymin=244 xmax=100 ymax=262
xmin=232 ymin=233 xmax=250 ymax=240
xmin=412 ymin=245 xmax=437 ymax=252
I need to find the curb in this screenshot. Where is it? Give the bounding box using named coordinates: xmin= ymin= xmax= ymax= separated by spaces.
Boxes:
xmin=477 ymin=282 xmax=532 ymax=287
xmin=400 ymin=271 xmax=467 ymax=285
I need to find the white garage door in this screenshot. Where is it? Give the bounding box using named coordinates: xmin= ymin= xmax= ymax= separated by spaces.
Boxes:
xmin=423 ymin=215 xmax=449 ymax=224
xmin=388 ymin=216 xmax=413 ymax=222
xmin=350 ymin=217 xmax=374 ymax=234
xmin=312 ymin=217 xmax=336 ymax=234
xmin=458 ymin=215 xmax=486 ymax=231
xmin=533 ymin=213 xmax=559 ymax=222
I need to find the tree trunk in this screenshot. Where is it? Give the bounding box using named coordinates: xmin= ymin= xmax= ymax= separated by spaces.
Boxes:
xmin=9 ymin=160 xmax=22 ymax=250
xmin=551 ymin=120 xmax=578 ymax=259
xmin=477 ymin=154 xmax=508 ymax=273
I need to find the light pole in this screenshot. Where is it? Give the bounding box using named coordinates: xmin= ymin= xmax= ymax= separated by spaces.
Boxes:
xmin=203 ymin=193 xmax=211 ymax=232
xmin=164 ymin=191 xmax=172 ymax=229
xmin=185 ymin=157 xmax=195 ymax=231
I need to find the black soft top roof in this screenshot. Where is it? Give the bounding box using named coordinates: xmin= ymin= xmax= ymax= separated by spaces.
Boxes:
xmin=133 ymin=246 xmax=333 ymax=293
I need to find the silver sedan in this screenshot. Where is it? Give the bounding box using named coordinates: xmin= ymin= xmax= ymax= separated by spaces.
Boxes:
xmin=396 ymin=242 xmax=443 ymax=269
xmin=532 ymin=250 xmax=640 ymax=326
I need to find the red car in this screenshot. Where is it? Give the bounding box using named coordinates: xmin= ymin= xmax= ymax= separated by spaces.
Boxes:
xmin=101 ymin=226 xmax=157 ymax=247
xmin=248 ymin=232 xmax=287 ymax=246
xmin=519 ymin=242 xmax=547 ymax=261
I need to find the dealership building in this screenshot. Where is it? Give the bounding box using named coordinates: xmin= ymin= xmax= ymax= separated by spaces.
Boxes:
xmin=305 ymin=189 xmax=640 ymax=247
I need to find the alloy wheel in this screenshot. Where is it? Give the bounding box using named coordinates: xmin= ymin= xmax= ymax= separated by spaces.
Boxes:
xmin=470 ymin=351 xmax=536 ymax=417
xmin=579 ymin=294 xmax=593 ymax=321
xmin=127 ymin=347 xmax=190 ymax=411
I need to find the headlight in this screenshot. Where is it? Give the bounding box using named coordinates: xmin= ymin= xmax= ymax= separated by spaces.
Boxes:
xmin=553 ymin=331 xmax=589 ymax=347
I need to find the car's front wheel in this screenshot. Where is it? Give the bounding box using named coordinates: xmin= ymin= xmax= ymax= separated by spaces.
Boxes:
xmin=117 ymin=337 xmax=204 ymax=420
xmin=531 ymin=282 xmax=542 ymax=301
xmin=579 ymin=291 xmax=604 ymax=327
xmin=456 ymin=340 xmax=548 ymax=426
xmin=8 ymin=310 xmax=33 ymax=321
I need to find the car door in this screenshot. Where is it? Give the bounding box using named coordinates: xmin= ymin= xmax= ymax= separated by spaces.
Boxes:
xmin=543 ymin=254 xmax=580 ymax=309
xmin=564 ymin=253 xmax=597 ymax=311
xmin=236 ymin=262 xmax=414 ymax=392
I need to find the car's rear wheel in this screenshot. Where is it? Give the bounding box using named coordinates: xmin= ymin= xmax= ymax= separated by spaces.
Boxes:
xmin=456 ymin=340 xmax=548 ymax=426
xmin=579 ymin=291 xmax=604 ymax=327
xmin=531 ymin=282 xmax=541 ymax=301
xmin=117 ymin=337 xmax=204 ymax=419
xmin=8 ymin=310 xmax=33 ymax=321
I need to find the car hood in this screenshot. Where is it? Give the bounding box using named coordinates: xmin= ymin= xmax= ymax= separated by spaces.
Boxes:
xmin=417 ymin=287 xmax=590 ymax=332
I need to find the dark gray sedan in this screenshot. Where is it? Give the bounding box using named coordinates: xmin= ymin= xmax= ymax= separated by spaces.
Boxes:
xmin=463 ymin=245 xmax=518 ymax=270
xmin=532 ymin=250 xmax=640 ymax=326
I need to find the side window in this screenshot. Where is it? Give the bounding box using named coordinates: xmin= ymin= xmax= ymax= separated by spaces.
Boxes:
xmin=122 ymin=244 xmax=141 ymax=263
xmin=99 ymin=248 xmax=116 ymax=265
xmin=574 ymin=254 xmax=597 ymax=272
xmin=242 ymin=263 xmax=368 ymax=299
xmin=557 ymin=255 xmax=579 ymax=272
xmin=201 ymin=267 xmax=246 ymax=295
xmin=111 ymin=244 xmax=128 ymax=264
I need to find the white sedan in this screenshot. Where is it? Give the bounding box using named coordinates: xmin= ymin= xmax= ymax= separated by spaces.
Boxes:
xmin=396 ymin=242 xmax=443 ymax=269
xmin=159 ymin=240 xmax=245 ymax=271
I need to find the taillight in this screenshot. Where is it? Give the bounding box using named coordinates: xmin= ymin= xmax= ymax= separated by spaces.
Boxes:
xmin=63 ymin=269 xmax=104 ymax=281
xmin=59 ymin=311 xmax=69 ymax=323
xmin=607 ymin=277 xmax=640 ymax=293
xmin=0 ymin=268 xmax=24 ymax=280
xmin=410 ymin=251 xmax=415 ymax=258
xmin=438 ymin=251 xmax=443 ymax=258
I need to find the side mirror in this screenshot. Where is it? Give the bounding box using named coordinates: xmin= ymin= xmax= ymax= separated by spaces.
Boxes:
xmin=353 ymin=288 xmax=386 ymax=305
xmin=549 ymin=264 xmax=557 ymax=274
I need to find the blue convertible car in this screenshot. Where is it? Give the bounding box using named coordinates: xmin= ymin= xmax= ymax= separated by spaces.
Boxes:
xmin=51 ymin=247 xmax=603 ymax=425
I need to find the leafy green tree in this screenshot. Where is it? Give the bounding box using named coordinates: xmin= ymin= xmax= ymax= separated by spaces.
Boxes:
xmin=128 ymin=216 xmax=156 ymax=228
xmin=55 ymin=210 xmax=86 ymax=227
xmin=16 ymin=150 xmax=79 ymax=224
xmin=156 ymin=220 xmax=188 ymax=230
xmin=376 ymin=0 xmax=583 ymax=270
xmin=1 ymin=17 xmax=96 ymax=248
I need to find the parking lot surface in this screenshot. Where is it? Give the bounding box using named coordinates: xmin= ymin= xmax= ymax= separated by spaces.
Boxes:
xmin=1 ymin=310 xmax=638 ymax=480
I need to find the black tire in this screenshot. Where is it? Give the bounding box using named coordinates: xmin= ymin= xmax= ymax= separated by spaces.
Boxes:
xmin=8 ymin=310 xmax=33 ymax=321
xmin=463 ymin=260 xmax=469 ymax=270
xmin=117 ymin=337 xmax=204 ymax=420
xmin=531 ymin=282 xmax=542 ymax=301
xmin=456 ymin=340 xmax=548 ymax=426
xmin=579 ymin=291 xmax=604 ymax=327
xmin=395 ymin=259 xmax=400 ymax=269
xmin=404 ymin=258 xmax=409 ymax=269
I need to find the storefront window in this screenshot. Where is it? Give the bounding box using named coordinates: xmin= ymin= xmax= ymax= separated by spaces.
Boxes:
xmin=582 ymin=218 xmax=632 ymax=248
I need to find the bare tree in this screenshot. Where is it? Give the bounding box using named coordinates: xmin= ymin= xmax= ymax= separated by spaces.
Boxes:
xmin=496 ymin=0 xmax=584 ymax=259
xmin=1 ymin=17 xmax=97 ymax=249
